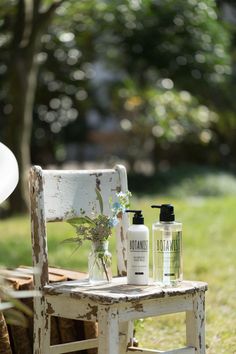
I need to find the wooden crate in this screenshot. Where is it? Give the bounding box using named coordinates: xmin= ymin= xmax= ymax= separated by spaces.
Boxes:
xmin=0 ymin=267 xmax=97 ymax=354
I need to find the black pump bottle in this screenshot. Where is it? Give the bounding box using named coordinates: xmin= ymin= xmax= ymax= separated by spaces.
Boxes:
xmin=151 ymin=204 xmax=183 ymax=287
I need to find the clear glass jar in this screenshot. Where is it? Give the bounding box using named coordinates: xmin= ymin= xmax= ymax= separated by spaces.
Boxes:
xmin=88 ymin=240 xmax=112 ymax=284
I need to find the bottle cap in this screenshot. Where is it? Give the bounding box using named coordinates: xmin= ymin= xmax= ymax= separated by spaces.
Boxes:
xmin=125 ymin=210 xmax=144 ymax=224
xmin=151 ymin=204 xmax=175 ymax=222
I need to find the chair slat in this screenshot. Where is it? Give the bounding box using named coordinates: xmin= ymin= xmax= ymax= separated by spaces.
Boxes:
xmin=43 ymin=169 xmax=121 ymax=221
xmin=49 ymin=338 xmax=98 ymax=354
xmin=127 ymin=346 xmax=195 ymax=354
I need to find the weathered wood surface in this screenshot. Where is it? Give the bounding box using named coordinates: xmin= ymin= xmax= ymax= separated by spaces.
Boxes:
xmin=29 ymin=165 xmax=207 ymax=354
xmin=44 ymin=279 xmax=207 ymax=354
xmin=44 ymin=278 xmax=207 ymax=304
xmin=186 ymin=291 xmax=206 ymax=354
xmin=29 ymin=165 xmax=130 ymax=353
xmin=43 ymin=169 xmax=122 ymax=221
xmin=30 ymin=165 xmax=129 ymax=292
xmin=2 ymin=266 xmax=97 ymax=354
xmin=127 ymin=347 xmax=195 ymax=354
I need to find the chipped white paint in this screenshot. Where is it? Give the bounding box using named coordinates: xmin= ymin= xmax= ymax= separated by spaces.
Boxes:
xmin=43 ymin=168 xmax=121 ymax=221
xmin=49 ymin=338 xmax=98 ymax=354
xmin=30 ymin=165 xmax=207 ymax=354
xmin=30 ymin=164 xmax=130 ymax=353
xmin=42 ymin=278 xmax=206 ymax=354
xmin=120 ymin=321 xmax=134 ymax=353
xmin=98 ymin=306 xmax=119 ymax=354
xmin=127 ymin=347 xmax=195 ymax=353
xmin=30 ymin=166 xmax=49 ymax=354
xmin=186 ymin=291 xmax=206 ymax=354
xmin=116 ymin=165 xmax=130 ymax=276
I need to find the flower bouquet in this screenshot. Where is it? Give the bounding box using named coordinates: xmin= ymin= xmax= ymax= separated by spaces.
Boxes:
xmin=63 ymin=189 xmax=131 ymax=283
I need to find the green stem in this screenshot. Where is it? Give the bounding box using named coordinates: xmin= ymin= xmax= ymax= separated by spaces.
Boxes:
xmin=101 ymin=257 xmax=110 ymax=282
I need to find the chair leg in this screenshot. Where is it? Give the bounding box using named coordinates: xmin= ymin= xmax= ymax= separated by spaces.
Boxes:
xmin=33 ymin=298 xmax=51 ymax=354
xmin=186 ymin=291 xmax=206 ymax=354
xmin=97 ymin=306 xmax=119 ymax=354
xmin=119 ymin=321 xmax=134 ymax=352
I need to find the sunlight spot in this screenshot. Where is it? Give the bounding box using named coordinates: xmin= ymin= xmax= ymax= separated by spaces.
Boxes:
xmin=59 ymin=32 xmax=75 ymax=43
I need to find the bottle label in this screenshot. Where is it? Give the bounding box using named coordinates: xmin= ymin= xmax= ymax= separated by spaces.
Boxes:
xmin=130 ymin=240 xmax=148 ymax=252
xmin=156 ymin=239 xmax=180 ymax=252
xmin=129 ymin=240 xmax=149 ymax=265
xmin=155 ymin=232 xmax=181 ymax=280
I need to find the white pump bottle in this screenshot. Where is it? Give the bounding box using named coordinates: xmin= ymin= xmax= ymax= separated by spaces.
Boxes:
xmin=126 ymin=210 xmax=149 ymax=285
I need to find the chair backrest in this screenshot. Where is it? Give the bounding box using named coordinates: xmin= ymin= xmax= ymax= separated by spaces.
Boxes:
xmin=29 ymin=164 xmax=129 ymax=291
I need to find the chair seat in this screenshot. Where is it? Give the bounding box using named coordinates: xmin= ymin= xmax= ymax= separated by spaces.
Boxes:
xmin=44 ymin=278 xmax=208 ymax=305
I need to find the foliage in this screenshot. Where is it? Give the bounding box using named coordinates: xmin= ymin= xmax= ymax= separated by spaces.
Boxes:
xmin=110 ymin=0 xmax=231 ymax=90
xmin=63 ymin=189 xmax=131 ymax=248
xmin=112 ymin=82 xmax=220 ymax=164
xmin=63 ymin=188 xmax=130 ymax=281
xmin=1 ymin=0 xmax=233 ymax=165
xmin=0 ymin=0 xmax=236 ymax=213
xmin=33 ymin=0 xmax=236 ymax=168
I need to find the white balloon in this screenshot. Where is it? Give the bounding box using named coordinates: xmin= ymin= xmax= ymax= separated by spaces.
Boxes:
xmin=0 ymin=142 xmax=19 ymax=204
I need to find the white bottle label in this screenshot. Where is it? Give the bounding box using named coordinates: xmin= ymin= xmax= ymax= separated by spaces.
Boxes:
xmin=127 ymin=227 xmax=149 ymax=285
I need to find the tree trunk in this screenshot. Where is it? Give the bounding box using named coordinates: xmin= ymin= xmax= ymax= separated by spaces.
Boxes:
xmin=6 ymin=48 xmax=39 ymax=213
xmin=4 ymin=0 xmax=66 ymax=214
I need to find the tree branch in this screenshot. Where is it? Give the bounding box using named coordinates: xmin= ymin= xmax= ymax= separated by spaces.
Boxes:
xmin=33 ymin=0 xmax=42 ymax=19
xmin=36 ymin=0 xmax=68 ymax=34
xmin=12 ymin=0 xmax=25 ymax=49
xmin=20 ymin=0 xmax=34 ymax=48
xmin=44 ymin=0 xmax=67 ymax=17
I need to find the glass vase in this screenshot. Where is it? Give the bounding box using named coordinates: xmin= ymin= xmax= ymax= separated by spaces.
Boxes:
xmin=88 ymin=240 xmax=112 ymax=284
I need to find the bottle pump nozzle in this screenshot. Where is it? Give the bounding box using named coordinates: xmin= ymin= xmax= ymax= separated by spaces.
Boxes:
xmin=126 ymin=210 xmax=144 ymax=224
xmin=151 ymin=204 xmax=175 ymax=222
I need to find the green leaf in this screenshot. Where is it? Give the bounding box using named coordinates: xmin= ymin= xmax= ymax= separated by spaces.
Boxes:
xmin=5 ymin=297 xmax=33 ymax=317
xmin=61 ymin=237 xmax=83 ymax=247
xmin=95 ymin=188 xmax=103 ymax=214
xmin=4 ymin=308 xmax=28 ymax=327
xmin=67 ymin=216 xmax=95 ymax=226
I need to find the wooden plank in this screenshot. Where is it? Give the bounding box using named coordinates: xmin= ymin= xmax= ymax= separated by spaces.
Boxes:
xmin=45 ymin=296 xmax=98 ymax=322
xmin=127 ymin=348 xmax=194 ymax=353
xmin=6 ymin=269 xmax=33 ymax=354
xmin=119 ymin=321 xmax=133 ymax=353
xmin=43 ymin=169 xmax=121 ymax=221
xmin=44 ymin=278 xmax=208 ymax=304
xmin=49 ymin=338 xmax=98 ymax=354
xmin=48 ymin=267 xmax=87 ymax=281
xmin=186 ymin=291 xmax=206 ymax=354
xmin=4 ymin=266 xmax=97 ymax=352
xmin=119 ymin=294 xmax=193 ymax=322
xmin=115 ymin=164 xmax=129 ymax=276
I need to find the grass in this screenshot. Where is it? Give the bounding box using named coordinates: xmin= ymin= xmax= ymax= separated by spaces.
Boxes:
xmin=0 ymin=195 xmax=236 ymax=353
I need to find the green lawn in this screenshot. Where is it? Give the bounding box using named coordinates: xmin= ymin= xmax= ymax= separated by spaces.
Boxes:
xmin=0 ymin=195 xmax=235 ymax=353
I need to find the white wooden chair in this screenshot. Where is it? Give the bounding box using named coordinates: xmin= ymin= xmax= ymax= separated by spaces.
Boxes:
xmin=29 ymin=164 xmax=207 ymax=354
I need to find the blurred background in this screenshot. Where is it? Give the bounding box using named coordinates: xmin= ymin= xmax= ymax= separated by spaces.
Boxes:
xmin=1 ymin=2 xmax=236 ymax=352
xmin=1 ymin=0 xmax=236 ymax=214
